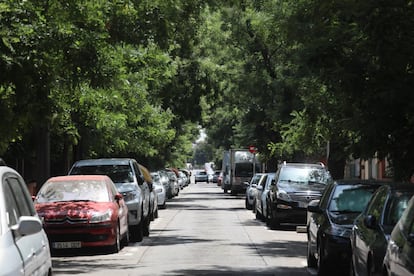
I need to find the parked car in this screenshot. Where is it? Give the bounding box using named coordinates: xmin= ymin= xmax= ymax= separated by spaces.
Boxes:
xmin=383 ymin=194 xmax=414 ymax=276
xmin=177 ymin=171 xmax=188 ymax=189
xmin=217 ymin=171 xmax=223 ymax=186
xmin=165 ymin=170 xmax=180 ymax=196
xmin=138 ymin=164 xmax=158 ymax=221
xmin=245 ymin=173 xmax=265 ymax=210
xmin=267 ymin=162 xmax=332 ymax=228
xmin=179 ymin=169 xmax=191 ymax=186
xmin=212 ymin=170 xmax=221 ymax=183
xmin=195 ymin=171 xmax=208 ymax=183
xmin=351 ymin=183 xmax=414 ymax=276
xmin=68 ymin=158 xmax=152 ymax=241
xmin=307 ymin=180 xmax=384 ymax=275
xmin=255 ymin=173 xmax=276 ymax=223
xmin=159 ymin=170 xmax=174 ymax=199
xmin=0 ymin=166 xmax=53 ymax=275
xmin=35 ymin=175 xmax=129 ymax=253
xmin=151 ymin=172 xmax=167 ymax=209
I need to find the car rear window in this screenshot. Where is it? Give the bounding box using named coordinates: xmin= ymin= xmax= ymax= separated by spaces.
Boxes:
xmin=71 ymin=164 xmax=134 ymax=183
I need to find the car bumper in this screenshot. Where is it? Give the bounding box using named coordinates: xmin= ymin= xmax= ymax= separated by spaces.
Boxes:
xmin=45 ymin=223 xmax=117 ymax=249
xmin=272 ymin=203 xmax=307 ymax=223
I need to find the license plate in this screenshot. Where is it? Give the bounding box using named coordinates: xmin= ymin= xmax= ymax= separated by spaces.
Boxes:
xmin=52 ymin=241 xmax=82 ymax=249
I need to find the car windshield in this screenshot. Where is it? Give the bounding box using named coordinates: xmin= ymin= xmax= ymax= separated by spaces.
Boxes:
xmin=279 ymin=167 xmax=330 ymax=184
xmin=383 ymin=191 xmax=414 ymax=226
xmin=328 ymin=185 xmax=377 ymax=213
xmin=71 ymin=164 xmax=134 ymax=183
xmin=36 ymin=180 xmax=110 ymax=203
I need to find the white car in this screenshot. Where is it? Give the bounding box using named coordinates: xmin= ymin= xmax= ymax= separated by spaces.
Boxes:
xmin=0 ymin=165 xmax=52 ymax=275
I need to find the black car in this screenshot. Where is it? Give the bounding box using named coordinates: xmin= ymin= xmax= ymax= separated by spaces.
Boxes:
xmin=351 ymin=183 xmax=414 ymax=276
xmin=307 ymin=180 xmax=384 ymax=275
xmin=267 ymin=162 xmax=332 ymax=228
xmin=383 ymin=194 xmax=414 ymax=276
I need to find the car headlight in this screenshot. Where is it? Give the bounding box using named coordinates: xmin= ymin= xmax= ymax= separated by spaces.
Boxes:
xmin=90 ymin=209 xmax=112 ymax=223
xmin=325 ymin=224 xmax=352 ymax=239
xmin=122 ymin=190 xmax=139 ymax=202
xmin=277 ymin=190 xmax=291 ymax=201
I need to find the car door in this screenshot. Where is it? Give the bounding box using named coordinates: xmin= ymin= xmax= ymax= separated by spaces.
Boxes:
xmin=255 ymin=174 xmax=268 ymax=215
xmin=3 ymin=172 xmax=51 ymax=276
xmin=352 ymin=186 xmax=388 ymax=274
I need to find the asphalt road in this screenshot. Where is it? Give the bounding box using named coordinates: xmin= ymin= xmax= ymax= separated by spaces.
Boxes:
xmin=51 ymin=181 xmax=310 ymax=275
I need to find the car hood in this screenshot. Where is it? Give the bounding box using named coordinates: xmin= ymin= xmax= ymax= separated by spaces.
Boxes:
xmin=36 ymin=201 xmax=114 ymax=220
xmin=278 ymin=181 xmax=326 ymax=194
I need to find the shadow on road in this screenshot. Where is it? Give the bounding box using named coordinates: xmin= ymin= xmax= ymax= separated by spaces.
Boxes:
xmin=167 ymin=265 xmax=309 ymax=275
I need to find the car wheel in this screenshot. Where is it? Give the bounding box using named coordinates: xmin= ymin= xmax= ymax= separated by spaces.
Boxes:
xmin=110 ymin=224 xmax=121 ymax=253
xmin=245 ymin=197 xmax=252 ymax=210
xmin=130 ymin=221 xmax=143 ymax=242
xmin=121 ymin=227 xmax=130 ymax=247
xmin=317 ymin=238 xmax=329 ymax=275
xmin=307 ymin=234 xmax=317 ymax=268
xmin=143 ymin=216 xmax=150 ymax=237
xmin=267 ymin=206 xmax=279 ymax=230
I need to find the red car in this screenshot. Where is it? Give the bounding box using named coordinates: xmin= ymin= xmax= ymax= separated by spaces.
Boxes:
xmin=34 ymin=175 xmax=129 ymax=253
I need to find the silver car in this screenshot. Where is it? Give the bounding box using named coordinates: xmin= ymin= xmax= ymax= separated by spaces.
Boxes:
xmin=245 ymin=173 xmax=266 ymax=210
xmin=151 ymin=172 xmax=167 ymax=209
xmin=0 ymin=166 xmax=52 ymax=275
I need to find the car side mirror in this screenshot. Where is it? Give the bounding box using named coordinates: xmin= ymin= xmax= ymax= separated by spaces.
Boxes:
xmin=408 ymin=233 xmax=414 ymax=246
xmin=270 ymin=179 xmax=276 ymax=186
xmin=364 ymin=215 xmax=377 ymax=229
xmin=243 ymin=181 xmax=249 ymax=187
xmin=307 ymin=200 xmax=322 ymax=213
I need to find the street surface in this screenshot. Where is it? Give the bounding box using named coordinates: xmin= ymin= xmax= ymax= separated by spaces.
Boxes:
xmin=51 ymin=181 xmax=309 ymax=275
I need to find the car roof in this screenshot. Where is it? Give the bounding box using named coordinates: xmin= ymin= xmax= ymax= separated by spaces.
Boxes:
xmin=333 ymin=179 xmax=390 ymax=186
xmin=47 ymin=175 xmax=112 ymax=182
xmin=72 ymin=158 xmax=134 ymax=166
xmin=280 ymin=162 xmax=326 ymax=169
xmin=382 ymin=182 xmax=414 ymax=192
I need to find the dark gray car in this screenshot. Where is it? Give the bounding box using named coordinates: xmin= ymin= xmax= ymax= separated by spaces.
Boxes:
xmin=267 ymin=162 xmax=332 ymax=228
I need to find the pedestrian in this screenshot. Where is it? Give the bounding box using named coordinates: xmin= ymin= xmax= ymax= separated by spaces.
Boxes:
xmin=27 ymin=179 xmax=38 ymax=197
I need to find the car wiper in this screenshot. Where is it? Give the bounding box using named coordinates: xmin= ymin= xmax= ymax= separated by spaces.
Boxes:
xmin=60 ymin=199 xmax=95 ymax=202
xmin=330 ymin=210 xmax=360 ymax=214
xmin=308 ymin=181 xmax=326 ymax=185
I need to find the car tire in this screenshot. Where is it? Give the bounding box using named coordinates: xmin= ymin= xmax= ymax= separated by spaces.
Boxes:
xmin=245 ymin=198 xmax=252 ymax=210
xmin=307 ymin=235 xmax=317 ymax=268
xmin=121 ymin=227 xmax=130 ymax=247
xmin=130 ymin=221 xmax=143 ymax=242
xmin=110 ymin=224 xmax=121 ymax=253
xmin=317 ymin=238 xmax=329 ymax=275
xmin=143 ymin=216 xmax=150 ymax=237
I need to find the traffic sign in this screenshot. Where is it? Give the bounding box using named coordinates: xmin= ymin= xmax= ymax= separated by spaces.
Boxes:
xmin=249 ymin=145 xmax=257 ymax=154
